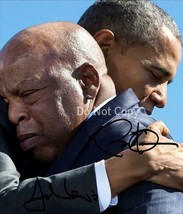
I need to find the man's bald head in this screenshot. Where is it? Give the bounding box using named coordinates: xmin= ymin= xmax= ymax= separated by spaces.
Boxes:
xmin=1 ymin=22 xmax=107 ymax=78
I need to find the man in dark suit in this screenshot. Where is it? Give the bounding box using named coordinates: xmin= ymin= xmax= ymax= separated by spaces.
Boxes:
xmin=0 ymin=21 xmax=183 ymax=214
xmin=0 ymin=21 xmax=117 ymax=214
xmin=73 ymin=0 xmax=183 ymax=213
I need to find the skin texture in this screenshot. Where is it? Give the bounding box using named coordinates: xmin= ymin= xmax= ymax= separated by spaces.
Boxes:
xmin=94 ymin=27 xmax=182 ymax=114
xmin=0 ymin=22 xmax=111 ymax=163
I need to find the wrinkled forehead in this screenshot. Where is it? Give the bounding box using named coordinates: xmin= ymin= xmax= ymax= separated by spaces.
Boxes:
xmin=1 ymin=51 xmax=43 ymax=77
xmin=1 ymin=33 xmax=50 ymax=66
xmin=0 ymin=44 xmax=51 ymax=91
xmin=0 ymin=52 xmax=58 ymax=100
xmin=1 ymin=32 xmax=56 ymax=73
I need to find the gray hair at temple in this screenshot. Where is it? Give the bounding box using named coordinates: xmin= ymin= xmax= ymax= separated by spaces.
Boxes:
xmin=78 ymin=0 xmax=182 ymax=51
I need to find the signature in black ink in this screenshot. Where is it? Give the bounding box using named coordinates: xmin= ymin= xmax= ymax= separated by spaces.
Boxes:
xmin=91 ymin=118 xmax=178 ymax=157
xmin=24 ymin=177 xmax=98 ymax=212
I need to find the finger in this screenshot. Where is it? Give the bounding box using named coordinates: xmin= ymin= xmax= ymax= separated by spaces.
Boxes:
xmin=147 ymin=121 xmax=170 ymax=136
xmin=178 ymin=143 xmax=183 ymax=148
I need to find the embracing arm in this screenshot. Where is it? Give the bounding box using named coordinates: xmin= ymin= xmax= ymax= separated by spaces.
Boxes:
xmin=141 ymin=121 xmax=183 ymax=190
xmin=1 ymin=130 xmax=183 ymax=214
xmin=105 ymin=121 xmax=183 ymax=196
xmin=0 ymin=145 xmax=100 ymax=214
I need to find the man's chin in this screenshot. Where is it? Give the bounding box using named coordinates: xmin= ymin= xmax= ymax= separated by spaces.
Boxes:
xmin=33 ymin=148 xmax=58 ymax=164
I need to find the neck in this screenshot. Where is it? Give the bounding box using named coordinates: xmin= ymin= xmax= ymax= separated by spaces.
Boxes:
xmin=94 ymin=74 xmax=116 ymax=108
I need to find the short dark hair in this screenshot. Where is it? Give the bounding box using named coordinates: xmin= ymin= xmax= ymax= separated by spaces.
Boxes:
xmin=78 ymin=0 xmax=182 ymax=50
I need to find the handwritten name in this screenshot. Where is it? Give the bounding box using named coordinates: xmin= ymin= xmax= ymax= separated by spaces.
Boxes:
xmin=24 ymin=177 xmax=98 ymax=212
xmin=91 ymin=118 xmax=178 ymax=157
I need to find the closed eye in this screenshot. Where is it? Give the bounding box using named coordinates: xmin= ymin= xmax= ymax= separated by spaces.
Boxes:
xmin=147 ymin=69 xmax=160 ymax=80
xmin=19 ymin=87 xmax=46 ymax=97
xmin=151 ymin=71 xmax=159 ymax=80
xmin=20 ymin=90 xmax=36 ymax=97
xmin=149 ymin=69 xmax=173 ymax=85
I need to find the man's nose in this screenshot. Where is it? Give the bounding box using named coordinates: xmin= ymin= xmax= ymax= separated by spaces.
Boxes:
xmin=8 ymin=98 xmax=29 ymax=125
xmin=150 ymin=83 xmax=167 ymax=108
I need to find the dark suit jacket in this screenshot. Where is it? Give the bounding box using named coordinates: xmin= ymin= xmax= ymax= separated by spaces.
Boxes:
xmin=48 ymin=89 xmax=183 ymax=214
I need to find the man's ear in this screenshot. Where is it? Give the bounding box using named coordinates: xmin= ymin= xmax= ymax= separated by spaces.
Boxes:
xmin=75 ymin=63 xmax=100 ymax=102
xmin=94 ymin=29 xmax=115 ymax=58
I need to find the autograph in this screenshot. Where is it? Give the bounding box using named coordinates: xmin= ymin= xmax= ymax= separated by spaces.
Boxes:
xmin=24 ymin=177 xmax=98 ymax=212
xmin=91 ymin=118 xmax=178 ymax=157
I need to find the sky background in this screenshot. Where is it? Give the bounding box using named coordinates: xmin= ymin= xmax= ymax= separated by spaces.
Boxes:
xmin=0 ymin=0 xmax=183 ymax=142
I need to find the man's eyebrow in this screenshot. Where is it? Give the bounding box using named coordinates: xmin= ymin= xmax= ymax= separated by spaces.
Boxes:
xmin=150 ymin=64 xmax=173 ymax=84
xmin=142 ymin=60 xmax=170 ymax=76
xmin=151 ymin=64 xmax=170 ymax=76
xmin=15 ymin=79 xmax=33 ymax=88
xmin=16 ymin=77 xmax=44 ymax=87
xmin=16 ymin=79 xmax=31 ymax=86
